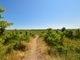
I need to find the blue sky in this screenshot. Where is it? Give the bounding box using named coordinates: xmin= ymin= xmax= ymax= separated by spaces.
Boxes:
xmin=0 ymin=0 xmax=80 ymax=29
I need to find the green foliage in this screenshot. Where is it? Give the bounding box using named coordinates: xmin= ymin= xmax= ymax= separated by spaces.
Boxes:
xmin=13 ymin=42 xmax=26 ymax=51
xmin=0 ymin=21 xmax=13 ymax=35
xmin=74 ymin=29 xmax=80 ymax=39
xmin=55 ymin=45 xmax=68 ymax=54
xmin=0 ymin=7 xmax=5 ymax=13
xmin=64 ymin=30 xmax=73 ymax=39
xmin=75 ymin=47 xmax=80 ymax=53
xmin=0 ymin=21 xmax=13 ymax=28
xmin=0 ymin=14 xmax=3 ymax=18
xmin=44 ymin=29 xmax=62 ymax=47
xmin=0 ymin=7 xmax=32 ymax=60
xmin=43 ymin=29 xmax=80 ymax=60
xmin=0 ymin=7 xmax=13 ymax=35
xmin=61 ymin=27 xmax=66 ymax=32
xmin=0 ymin=30 xmax=31 ymax=59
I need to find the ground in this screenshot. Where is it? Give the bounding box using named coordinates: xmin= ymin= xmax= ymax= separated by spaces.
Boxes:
xmin=22 ymin=35 xmax=51 ymax=60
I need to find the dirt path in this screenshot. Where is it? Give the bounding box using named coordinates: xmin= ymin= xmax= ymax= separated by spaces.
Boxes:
xmin=22 ymin=35 xmax=38 ymax=60
xmin=22 ymin=35 xmax=50 ymax=60
xmin=28 ymin=35 xmax=38 ymax=60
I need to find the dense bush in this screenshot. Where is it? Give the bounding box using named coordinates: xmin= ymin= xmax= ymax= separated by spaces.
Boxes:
xmin=61 ymin=27 xmax=66 ymax=32
xmin=44 ymin=29 xmax=66 ymax=54
xmin=74 ymin=29 xmax=80 ymax=39
xmin=64 ymin=30 xmax=73 ymax=39
xmin=13 ymin=41 xmax=26 ymax=51
xmin=43 ymin=29 xmax=80 ymax=60
xmin=0 ymin=30 xmax=31 ymax=59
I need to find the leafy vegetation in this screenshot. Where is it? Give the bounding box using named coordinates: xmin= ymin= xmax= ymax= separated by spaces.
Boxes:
xmin=43 ymin=28 xmax=80 ymax=60
xmin=0 ymin=7 xmax=32 ymax=60
xmin=0 ymin=29 xmax=34 ymax=60
xmin=0 ymin=6 xmax=80 ymax=60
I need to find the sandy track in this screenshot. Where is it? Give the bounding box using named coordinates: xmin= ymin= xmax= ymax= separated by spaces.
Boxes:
xmin=23 ymin=35 xmax=50 ymax=60
xmin=28 ymin=35 xmax=38 ymax=60
xmin=23 ymin=35 xmax=38 ymax=60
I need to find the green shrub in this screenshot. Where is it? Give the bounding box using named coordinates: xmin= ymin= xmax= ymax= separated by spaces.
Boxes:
xmin=13 ymin=42 xmax=26 ymax=51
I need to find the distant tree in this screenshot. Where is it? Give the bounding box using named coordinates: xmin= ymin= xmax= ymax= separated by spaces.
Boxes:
xmin=61 ymin=27 xmax=66 ymax=32
xmin=47 ymin=28 xmax=52 ymax=30
xmin=47 ymin=28 xmax=53 ymax=33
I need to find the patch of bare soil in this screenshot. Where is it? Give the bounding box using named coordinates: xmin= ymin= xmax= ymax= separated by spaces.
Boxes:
xmin=22 ymin=35 xmax=51 ymax=60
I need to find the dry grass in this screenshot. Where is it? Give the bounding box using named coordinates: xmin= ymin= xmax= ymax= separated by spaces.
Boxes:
xmin=0 ymin=41 xmax=29 ymax=60
xmin=1 ymin=51 xmax=25 ymax=60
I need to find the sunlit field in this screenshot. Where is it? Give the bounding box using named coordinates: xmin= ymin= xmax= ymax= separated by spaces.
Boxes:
xmin=0 ymin=0 xmax=80 ymax=60
xmin=0 ymin=26 xmax=80 ymax=60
